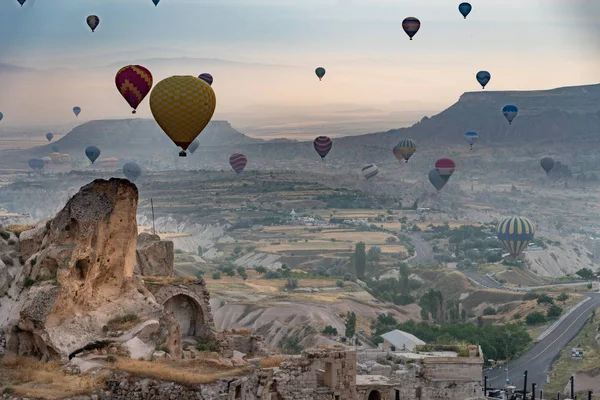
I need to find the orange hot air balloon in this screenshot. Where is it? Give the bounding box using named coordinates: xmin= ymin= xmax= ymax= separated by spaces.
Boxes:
xmin=115 ymin=65 xmax=153 ymax=114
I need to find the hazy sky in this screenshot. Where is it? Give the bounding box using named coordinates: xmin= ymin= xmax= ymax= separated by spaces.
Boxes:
xmin=0 ymin=0 xmax=598 ymax=136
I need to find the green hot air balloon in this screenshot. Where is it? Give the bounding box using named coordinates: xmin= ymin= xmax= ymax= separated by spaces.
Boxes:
xmin=85 ymin=146 xmax=101 ymax=164
xmin=315 ymin=67 xmax=326 ymax=81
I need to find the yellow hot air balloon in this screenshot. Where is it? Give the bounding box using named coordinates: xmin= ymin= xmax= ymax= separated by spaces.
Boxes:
xmin=149 ymin=75 xmax=216 ymax=157
xmin=60 ymin=154 xmax=71 ymax=163
xmin=50 ymin=152 xmax=61 ymax=162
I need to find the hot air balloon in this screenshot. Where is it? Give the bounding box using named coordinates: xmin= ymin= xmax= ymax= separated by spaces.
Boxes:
xmin=87 ymin=15 xmax=100 ymax=32
xmin=60 ymin=154 xmax=71 ymax=163
xmin=496 ymin=216 xmax=535 ymax=258
xmin=115 ymin=65 xmax=153 ymax=114
xmin=17 ymin=0 xmax=26 ymax=6
xmin=314 ymin=136 xmax=333 ymax=160
xmin=435 ymin=158 xmax=456 ymax=181
xmin=315 ymin=67 xmax=326 ymax=81
xmin=476 ymin=71 xmax=491 ymax=89
xmin=150 ymin=75 xmax=217 ymax=157
xmin=428 ymin=169 xmax=447 ymax=191
xmin=28 ymin=158 xmax=44 ymax=170
xmin=46 ymin=132 xmax=53 ymax=142
xmin=393 ymin=139 xmax=416 ymax=163
xmin=199 ymin=73 xmax=213 ymax=86
xmin=502 ymin=105 xmax=518 ymax=125
xmin=464 ymin=131 xmax=478 ymax=150
xmin=540 ymin=156 xmax=555 ymax=175
xmin=51 ymin=144 xmax=59 ymax=153
xmin=188 ymin=139 xmax=200 ymax=154
xmin=458 ymin=2 xmax=472 ymax=19
xmin=42 ymin=157 xmax=51 ymax=166
xmin=50 ymin=152 xmax=61 ymax=162
xmin=73 ymin=106 xmax=81 ymax=117
xmin=0 ymin=112 xmax=4 ymax=121
xmin=229 ymin=153 xmax=248 ymax=174
xmin=85 ymin=146 xmax=101 ymax=164
xmin=362 ymin=164 xmax=378 ymax=181
xmin=123 ymin=162 xmax=141 ymax=182
xmin=152 ymin=0 xmax=160 ymax=5
xmin=402 ymin=17 xmax=421 ymax=40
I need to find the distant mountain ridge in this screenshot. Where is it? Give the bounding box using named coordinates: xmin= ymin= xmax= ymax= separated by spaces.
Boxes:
xmin=8 ymin=82 xmax=600 ymax=169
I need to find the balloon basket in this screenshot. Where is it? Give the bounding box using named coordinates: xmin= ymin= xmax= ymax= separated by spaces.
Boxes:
xmin=179 ymin=151 xmax=187 ymax=157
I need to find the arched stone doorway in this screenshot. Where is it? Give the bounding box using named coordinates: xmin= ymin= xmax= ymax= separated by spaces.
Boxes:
xmin=367 ymin=390 xmax=382 ymax=400
xmin=163 ymin=294 xmax=204 ymax=337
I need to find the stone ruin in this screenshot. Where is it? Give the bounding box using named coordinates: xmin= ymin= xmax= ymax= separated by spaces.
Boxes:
xmin=0 ymin=178 xmax=486 ymax=400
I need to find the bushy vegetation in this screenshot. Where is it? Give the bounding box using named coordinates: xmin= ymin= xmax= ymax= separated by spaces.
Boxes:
xmin=370 ymin=314 xmax=531 ymax=362
xmin=322 ymin=325 xmax=338 ymax=336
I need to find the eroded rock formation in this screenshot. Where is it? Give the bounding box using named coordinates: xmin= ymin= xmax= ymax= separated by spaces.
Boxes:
xmin=0 ymin=178 xmax=215 ymax=361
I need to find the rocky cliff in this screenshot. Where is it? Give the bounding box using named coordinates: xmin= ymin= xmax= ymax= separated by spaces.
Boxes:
xmin=0 ymin=178 xmax=215 ymax=362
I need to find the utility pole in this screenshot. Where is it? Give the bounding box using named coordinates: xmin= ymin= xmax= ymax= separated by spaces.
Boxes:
xmin=151 ymin=198 xmax=156 ymax=235
xmin=570 ymin=375 xmax=575 ymax=399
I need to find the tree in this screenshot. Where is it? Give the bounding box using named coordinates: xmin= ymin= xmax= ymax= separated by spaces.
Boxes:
xmin=576 ymin=268 xmax=595 ymax=280
xmin=483 ymin=307 xmax=497 ymax=316
xmin=536 ymin=294 xmax=554 ymax=305
xmin=557 ymin=292 xmax=569 ymax=304
xmin=546 ymin=305 xmax=563 ymax=319
xmin=212 ymin=272 xmax=222 ymax=280
xmin=354 ymin=242 xmax=367 ymax=279
xmin=525 ymin=312 xmax=546 ymax=325
xmin=367 ymin=246 xmax=382 ymax=263
xmin=322 ymin=325 xmax=338 ymax=336
xmin=285 ymin=279 xmax=298 ymax=290
xmin=345 ymin=312 xmax=357 ymax=338
xmin=255 ymin=266 xmax=267 ymax=274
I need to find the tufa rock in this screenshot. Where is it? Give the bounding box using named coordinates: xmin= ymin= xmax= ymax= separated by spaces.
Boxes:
xmin=135 ymin=232 xmax=174 ymax=276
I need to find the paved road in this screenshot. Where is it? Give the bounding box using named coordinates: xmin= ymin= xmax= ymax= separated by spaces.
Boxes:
xmin=463 ymin=270 xmax=502 ymax=289
xmin=406 ymin=233 xmax=433 ymax=266
xmin=486 ymin=293 xmax=600 ymax=391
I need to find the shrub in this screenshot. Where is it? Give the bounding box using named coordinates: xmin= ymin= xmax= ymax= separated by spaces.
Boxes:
xmin=513 ymin=313 xmax=522 ymax=320
xmin=547 ymin=305 xmax=563 ymax=319
xmin=46 ymin=219 xmax=52 ymax=230
xmin=107 ymin=313 xmax=140 ymax=330
xmin=536 ymin=294 xmax=554 ymax=305
xmin=106 ymin=355 xmax=116 ymax=363
xmin=525 ymin=311 xmax=546 ymax=325
xmin=322 ymin=325 xmax=338 ymax=335
xmin=0 ymin=231 xmax=9 ymax=240
xmin=212 ymin=272 xmax=222 ymax=280
xmin=523 ymin=292 xmax=539 ymax=301
xmin=196 ymin=339 xmax=219 ymax=352
xmin=265 ymin=271 xmax=281 ymax=279
xmin=3 ymin=387 xmax=15 ymax=394
xmin=24 ymin=278 xmax=36 ymax=288
xmin=255 ymin=266 xmax=267 ymax=274
xmin=483 ymin=307 xmax=497 ymax=316
xmin=336 ymin=280 xmax=345 ymax=288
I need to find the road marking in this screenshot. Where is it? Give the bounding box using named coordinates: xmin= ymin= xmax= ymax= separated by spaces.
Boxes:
xmin=488 ymin=298 xmax=600 ymax=380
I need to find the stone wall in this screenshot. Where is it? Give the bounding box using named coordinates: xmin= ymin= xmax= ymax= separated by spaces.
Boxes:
xmin=145 ymin=279 xmax=216 ymax=342
xmin=221 ymin=334 xmax=270 ymax=358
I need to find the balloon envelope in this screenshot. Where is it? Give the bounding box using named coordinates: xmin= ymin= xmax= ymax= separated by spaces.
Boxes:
xmin=458 ymin=2 xmax=472 ymax=18
xmin=46 ymin=132 xmax=53 ymax=142
xmin=87 ymin=15 xmax=100 ymax=32
xmin=115 ymin=65 xmax=153 ymax=113
xmin=149 ymin=75 xmax=217 ymax=153
xmin=51 ymin=145 xmax=59 ymax=153
xmin=0 ymin=112 xmax=3 ymax=122
xmin=362 ymin=164 xmax=378 ymax=180
xmin=476 ymin=71 xmax=491 ymax=89
xmin=540 ymin=157 xmax=555 ymax=174
xmin=73 ymin=107 xmax=81 ymax=117
xmin=152 ymin=0 xmax=160 ymax=5
xmin=28 ymin=158 xmax=45 ymax=170
xmin=502 ymin=105 xmax=518 ymax=124
xmin=428 ymin=169 xmax=447 ymax=191
xmin=50 ymin=152 xmax=60 ymax=162
xmin=17 ymin=0 xmax=26 ymax=5
xmin=229 ymin=153 xmax=248 ymax=174
xmin=85 ymin=146 xmax=101 ymax=164
xmin=464 ymin=131 xmax=478 ymax=146
xmin=496 ymin=216 xmax=535 ymax=257
xmin=402 ymin=17 xmax=421 ymax=40
xmin=199 ymin=73 xmax=213 ymax=86
xmin=435 ymin=158 xmax=456 ymax=181
xmin=315 ymin=67 xmax=326 ymax=81
xmin=393 ymin=139 xmax=416 ymax=163
xmin=123 ymin=162 xmax=141 ymax=182
xmin=188 ymin=139 xmax=200 ymax=154
xmin=314 ymin=136 xmax=333 ymax=159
